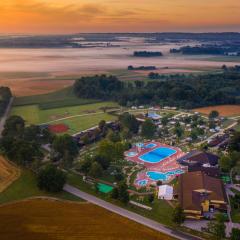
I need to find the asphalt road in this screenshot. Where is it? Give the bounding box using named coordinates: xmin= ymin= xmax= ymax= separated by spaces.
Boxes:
xmin=64 ymin=184 xmax=202 ymax=240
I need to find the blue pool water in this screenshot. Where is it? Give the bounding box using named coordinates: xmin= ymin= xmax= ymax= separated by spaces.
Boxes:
xmin=145 ymin=143 xmax=157 ymax=149
xmin=127 ymin=151 xmax=137 ymax=157
xmin=139 ymin=147 xmax=176 ymax=163
xmin=147 ymin=169 xmax=184 ymax=181
xmin=137 ymin=179 xmax=148 ymax=186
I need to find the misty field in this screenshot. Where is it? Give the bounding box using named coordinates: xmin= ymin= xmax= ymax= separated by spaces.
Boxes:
xmin=0 ymin=44 xmax=237 ymax=96
xmin=0 ymin=199 xmax=175 ymax=240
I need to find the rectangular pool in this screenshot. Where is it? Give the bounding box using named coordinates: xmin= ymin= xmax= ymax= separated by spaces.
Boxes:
xmin=139 ymin=147 xmax=176 ymax=163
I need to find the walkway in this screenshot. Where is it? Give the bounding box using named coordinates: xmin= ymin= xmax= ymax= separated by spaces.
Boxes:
xmin=64 ymin=184 xmax=202 ymax=240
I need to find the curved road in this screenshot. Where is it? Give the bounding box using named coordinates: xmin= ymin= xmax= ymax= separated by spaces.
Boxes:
xmin=64 ymin=184 xmax=202 ymax=240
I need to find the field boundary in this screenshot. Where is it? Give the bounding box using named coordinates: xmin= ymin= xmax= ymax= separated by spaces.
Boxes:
xmin=0 ymin=196 xmax=89 ymax=207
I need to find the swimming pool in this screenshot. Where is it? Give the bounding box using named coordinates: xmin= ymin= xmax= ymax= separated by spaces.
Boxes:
xmin=139 ymin=147 xmax=176 ymax=163
xmin=147 ymin=169 xmax=184 ymax=181
xmin=137 ymin=179 xmax=148 ymax=186
xmin=145 ymin=143 xmax=157 ymax=149
xmin=127 ymin=151 xmax=137 ymax=157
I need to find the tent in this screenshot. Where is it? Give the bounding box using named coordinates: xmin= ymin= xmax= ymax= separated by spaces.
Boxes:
xmin=158 ymin=185 xmax=173 ymax=200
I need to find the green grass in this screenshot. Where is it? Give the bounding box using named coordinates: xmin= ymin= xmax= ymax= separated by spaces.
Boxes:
xmin=10 ymin=101 xmax=119 ymax=133
xmin=0 ymin=169 xmax=83 ymax=204
xmin=11 ymin=105 xmax=40 ymax=124
xmin=13 ymin=87 xmax=99 ymax=109
xmin=234 ymin=124 xmax=240 ymax=132
xmin=67 ymin=172 xmax=173 ymax=226
xmin=55 ymin=113 xmax=117 ymax=134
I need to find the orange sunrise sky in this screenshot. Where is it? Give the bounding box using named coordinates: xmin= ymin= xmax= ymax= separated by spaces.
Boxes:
xmin=0 ymin=0 xmax=240 ymax=34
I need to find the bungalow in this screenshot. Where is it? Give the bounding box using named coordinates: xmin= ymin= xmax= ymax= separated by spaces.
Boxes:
xmin=178 ymin=171 xmax=227 ymax=220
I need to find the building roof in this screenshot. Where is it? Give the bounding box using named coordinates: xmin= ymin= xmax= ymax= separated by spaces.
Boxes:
xmin=147 ymin=112 xmax=161 ymax=120
xmin=178 ymin=171 xmax=227 ymax=212
xmin=188 ymin=165 xmax=220 ymax=178
xmin=178 ymin=150 xmax=219 ymax=167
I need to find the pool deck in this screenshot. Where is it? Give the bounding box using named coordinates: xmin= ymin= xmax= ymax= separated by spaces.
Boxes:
xmin=125 ymin=141 xmax=186 ymax=187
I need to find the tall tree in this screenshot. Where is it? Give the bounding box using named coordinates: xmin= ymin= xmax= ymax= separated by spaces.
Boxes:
xmin=172 ymin=205 xmax=185 ymax=224
xmin=37 ymin=165 xmax=66 ymax=192
xmin=141 ymin=119 xmax=156 ymax=139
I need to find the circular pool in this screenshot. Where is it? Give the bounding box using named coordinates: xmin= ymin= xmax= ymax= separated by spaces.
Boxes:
xmin=137 ymin=179 xmax=148 ymax=186
xmin=126 ymin=151 xmax=137 ymax=157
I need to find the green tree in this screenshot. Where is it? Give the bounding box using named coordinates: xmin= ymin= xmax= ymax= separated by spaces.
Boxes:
xmin=118 ymin=182 xmax=129 ymax=204
xmin=141 ymin=119 xmax=156 ymax=139
xmin=230 ymin=228 xmax=240 ymax=240
xmin=207 ymin=213 xmax=226 ymax=239
xmin=89 ymin=162 xmax=103 ymax=178
xmin=37 ymin=165 xmax=66 ymax=192
xmin=172 ymin=205 xmax=185 ymax=224
xmin=78 ymin=154 xmax=93 ymax=174
xmin=119 ymin=113 xmax=139 ymax=134
xmin=219 ymin=155 xmax=233 ymax=172
xmin=229 ymin=132 xmax=240 ymax=152
xmin=98 ymin=140 xmax=115 ymax=163
xmin=111 ymin=188 xmax=119 ymax=199
xmin=108 ymin=131 xmax=121 ymax=143
xmin=52 ymin=134 xmax=78 ymax=167
xmin=174 ymin=126 xmax=184 ymax=138
xmin=2 ymin=115 xmax=25 ymax=137
xmin=148 ymin=194 xmax=154 ymax=203
xmin=190 ymin=128 xmax=198 ymax=141
xmin=161 ymin=116 xmax=169 ymax=126
xmin=209 ymin=110 xmax=219 ymax=119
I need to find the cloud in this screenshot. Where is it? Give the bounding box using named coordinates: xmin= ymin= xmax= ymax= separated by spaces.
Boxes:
xmin=0 ymin=0 xmax=239 ymax=33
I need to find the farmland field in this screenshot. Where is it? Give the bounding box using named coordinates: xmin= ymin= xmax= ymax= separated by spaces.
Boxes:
xmin=193 ymin=105 xmax=240 ymax=117
xmin=0 ymin=199 xmax=174 ymax=240
xmin=0 ymin=156 xmax=20 ymax=193
xmin=0 ymin=42 xmax=238 ymax=97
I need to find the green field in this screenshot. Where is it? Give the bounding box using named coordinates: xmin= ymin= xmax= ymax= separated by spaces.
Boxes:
xmin=0 ymin=169 xmax=82 ymax=204
xmin=55 ymin=113 xmax=117 ymax=134
xmin=13 ymin=87 xmax=99 ymax=109
xmin=11 ymin=101 xmax=119 ymax=134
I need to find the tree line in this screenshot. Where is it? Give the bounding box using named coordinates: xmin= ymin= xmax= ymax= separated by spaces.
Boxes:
xmin=73 ymin=73 xmax=240 ymax=109
xmin=133 ymin=51 xmax=163 ymax=57
xmin=0 ymin=87 xmax=12 ymax=117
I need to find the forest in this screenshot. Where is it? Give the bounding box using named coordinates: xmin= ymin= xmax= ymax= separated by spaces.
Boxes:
xmin=73 ymin=72 xmax=240 ymax=109
xmin=0 ymin=87 xmax=12 ymax=117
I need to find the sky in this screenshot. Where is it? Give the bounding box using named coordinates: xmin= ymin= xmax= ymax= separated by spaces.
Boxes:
xmin=0 ymin=0 xmax=239 ymax=34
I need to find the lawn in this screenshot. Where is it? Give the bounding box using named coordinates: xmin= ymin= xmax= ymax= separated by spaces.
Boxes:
xmin=0 ymin=199 xmax=174 ymax=240
xmin=67 ymin=172 xmax=174 ymax=226
xmin=55 ymin=113 xmax=117 ymax=134
xmin=13 ymin=87 xmax=98 ymax=108
xmin=11 ymin=105 xmax=40 ymax=124
xmin=0 ymin=169 xmax=82 ymax=204
xmin=10 ymin=101 xmax=119 ymax=133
